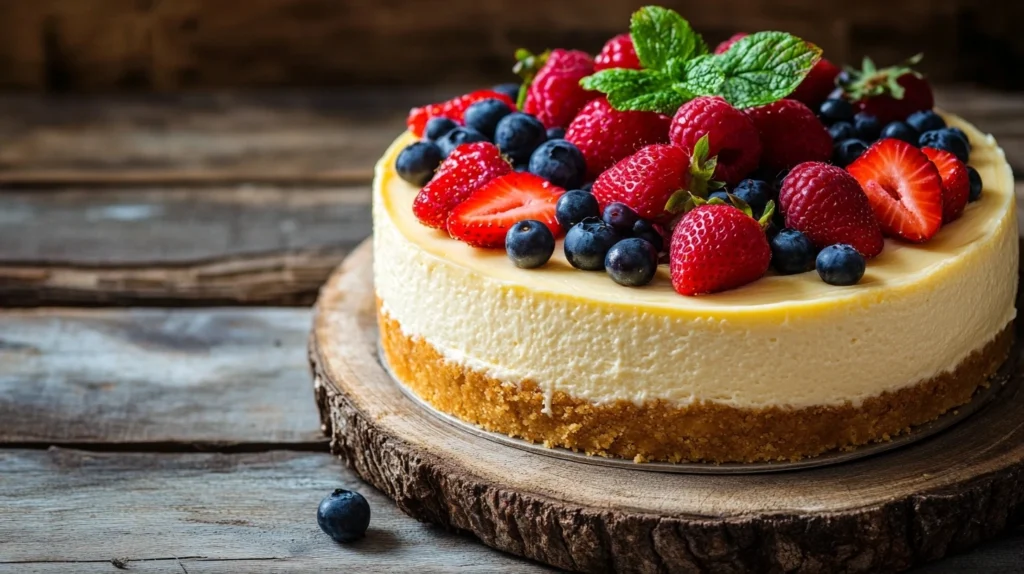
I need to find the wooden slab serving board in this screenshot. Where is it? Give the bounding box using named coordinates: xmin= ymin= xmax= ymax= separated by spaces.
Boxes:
xmin=310 ymin=240 xmax=1024 ymax=573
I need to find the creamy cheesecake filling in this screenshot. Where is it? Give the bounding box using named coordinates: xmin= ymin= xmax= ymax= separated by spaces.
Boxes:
xmin=372 ymin=113 xmax=1017 ymax=410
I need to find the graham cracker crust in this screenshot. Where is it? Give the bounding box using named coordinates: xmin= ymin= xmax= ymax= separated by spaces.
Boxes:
xmin=378 ymin=302 xmax=1014 ymax=463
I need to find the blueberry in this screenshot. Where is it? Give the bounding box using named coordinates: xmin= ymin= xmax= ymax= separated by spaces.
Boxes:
xmin=437 ymin=127 xmax=488 ymax=158
xmin=546 ymin=127 xmax=566 ymax=140
xmin=395 ymin=141 xmax=443 ymax=186
xmin=605 ymin=238 xmax=658 ymax=287
xmin=494 ymin=112 xmax=547 ymax=165
xmin=709 ymin=190 xmax=731 ymax=202
xmin=464 ymin=98 xmax=513 ymax=139
xmin=317 ymin=489 xmax=371 ymax=543
xmin=505 ymin=220 xmax=556 ymax=269
xmin=818 ymin=99 xmax=854 ymax=124
xmin=632 ymin=219 xmax=665 ymax=252
xmin=919 ymin=129 xmax=970 ymax=163
xmin=528 ymin=139 xmax=587 ymax=189
xmin=828 ymin=121 xmax=857 ymax=141
xmin=770 ymin=229 xmax=817 ymax=275
xmin=555 ymin=190 xmax=600 ymax=229
xmin=853 ymin=113 xmax=881 ymax=141
xmin=881 ymin=121 xmax=919 ymax=145
xmin=564 ymin=219 xmax=619 ymax=271
xmin=947 ymin=127 xmax=971 ymax=151
xmin=602 ymin=202 xmax=639 ymax=235
xmin=967 ymin=166 xmax=983 ymax=202
xmin=732 ymin=179 xmax=773 ymax=216
xmin=424 ymin=117 xmax=458 ymax=141
xmin=816 ymin=244 xmax=866 ymax=286
xmin=832 ymin=139 xmax=869 ymax=168
xmin=906 ymin=110 xmax=946 ymax=134
xmin=492 ymin=82 xmax=521 ymax=103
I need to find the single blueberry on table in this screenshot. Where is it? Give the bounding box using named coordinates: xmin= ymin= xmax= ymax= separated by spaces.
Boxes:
xmin=492 ymin=82 xmax=521 ymax=103
xmin=437 ymin=126 xmax=488 ymax=158
xmin=906 ymin=109 xmax=946 ymax=134
xmin=828 ymin=121 xmax=857 ymax=142
xmin=424 ymin=117 xmax=458 ymax=141
xmin=546 ymin=127 xmax=566 ymax=140
xmin=853 ymin=113 xmax=881 ymax=141
xmin=463 ymin=98 xmax=513 ymax=139
xmin=528 ymin=139 xmax=587 ymax=189
xmin=732 ymin=179 xmax=773 ymax=216
xmin=967 ymin=166 xmax=983 ymax=202
xmin=564 ymin=219 xmax=619 ymax=271
xmin=317 ymin=489 xmax=371 ymax=543
xmin=505 ymin=220 xmax=556 ymax=269
xmin=632 ymin=219 xmax=664 ymax=252
xmin=494 ymin=112 xmax=547 ymax=165
xmin=880 ymin=121 xmax=919 ymax=145
xmin=919 ymin=129 xmax=970 ymax=163
xmin=605 ymin=238 xmax=659 ymax=287
xmin=833 ymin=139 xmax=869 ymax=168
xmin=818 ymin=98 xmax=854 ymax=124
xmin=602 ymin=202 xmax=639 ymax=235
xmin=395 ymin=141 xmax=443 ymax=187
xmin=770 ymin=229 xmax=817 ymax=275
xmin=555 ymin=189 xmax=600 ymax=229
xmin=816 ymin=244 xmax=866 ymax=286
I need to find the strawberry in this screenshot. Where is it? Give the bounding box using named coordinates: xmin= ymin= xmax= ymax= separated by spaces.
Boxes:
xmin=594 ymin=33 xmax=641 ymax=71
xmin=840 ymin=56 xmax=934 ymax=124
xmin=779 ymin=162 xmax=884 ymax=258
xmin=566 ymin=97 xmax=671 ymax=180
xmin=407 ymin=90 xmax=516 ymax=138
xmin=412 ymin=142 xmax=511 ymax=231
xmin=447 ymin=172 xmax=564 ymax=248
xmin=922 ymin=147 xmax=969 ymax=224
xmin=713 ymin=32 xmax=748 ymax=55
xmin=789 ymin=58 xmax=842 ymax=108
xmin=743 ymin=99 xmax=831 ymax=171
xmin=845 ymin=139 xmax=943 ymax=243
xmin=669 ymin=204 xmax=772 ymax=296
xmin=669 ymin=96 xmax=761 ymax=186
xmin=520 ymin=49 xmax=598 ymax=130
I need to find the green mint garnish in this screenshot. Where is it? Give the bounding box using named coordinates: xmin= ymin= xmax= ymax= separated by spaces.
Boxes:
xmin=630 ymin=6 xmax=707 ymax=70
xmin=712 ymin=32 xmax=823 ymax=108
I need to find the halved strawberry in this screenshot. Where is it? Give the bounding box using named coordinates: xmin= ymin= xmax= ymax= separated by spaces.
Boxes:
xmin=921 ymin=147 xmax=969 ymax=224
xmin=412 ymin=142 xmax=511 ymax=231
xmin=407 ymin=90 xmax=516 ymax=138
xmin=846 ymin=139 xmax=944 ymax=242
xmin=447 ymin=173 xmax=565 ymax=248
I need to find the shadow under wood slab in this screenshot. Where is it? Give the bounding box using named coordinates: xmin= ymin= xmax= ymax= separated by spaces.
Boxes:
xmin=310 ymin=241 xmax=1024 ymax=574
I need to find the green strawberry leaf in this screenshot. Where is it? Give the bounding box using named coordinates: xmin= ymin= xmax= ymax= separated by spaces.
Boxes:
xmin=758 ymin=200 xmax=776 ymax=228
xmin=715 ymin=31 xmax=822 ymax=109
xmin=580 ymin=68 xmax=684 ymax=113
xmin=513 ymin=49 xmax=550 ymax=110
xmin=727 ymin=193 xmax=753 ymax=218
xmin=630 ymin=6 xmax=708 ymax=71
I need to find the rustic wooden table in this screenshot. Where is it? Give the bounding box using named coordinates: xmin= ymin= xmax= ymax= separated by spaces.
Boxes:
xmin=1 ymin=88 xmax=1022 ymax=573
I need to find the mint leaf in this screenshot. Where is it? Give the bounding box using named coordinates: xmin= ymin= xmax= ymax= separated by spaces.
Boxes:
xmin=581 ymin=68 xmax=684 ymax=114
xmin=715 ymin=31 xmax=821 ymax=108
xmin=630 ymin=6 xmax=707 ymax=71
xmin=674 ymin=54 xmax=724 ymax=98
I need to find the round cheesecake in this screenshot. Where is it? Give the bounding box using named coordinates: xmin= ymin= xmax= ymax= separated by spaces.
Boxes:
xmin=372 ymin=113 xmax=1018 ymax=463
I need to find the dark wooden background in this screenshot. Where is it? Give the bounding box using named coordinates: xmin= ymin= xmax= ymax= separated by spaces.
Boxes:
xmin=0 ymin=0 xmax=1022 ymax=92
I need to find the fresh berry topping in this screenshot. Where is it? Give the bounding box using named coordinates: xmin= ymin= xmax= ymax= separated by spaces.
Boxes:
xmin=744 ymin=99 xmax=831 ymax=171
xmin=494 ymin=112 xmax=548 ymax=165
xmin=832 ymin=139 xmax=869 ymax=168
xmin=581 ymin=181 xmax=594 ymax=192
xmin=670 ymin=96 xmax=761 ymax=185
xmin=602 ymin=202 xmax=640 ymax=235
xmin=437 ymin=127 xmax=489 ymax=158
xmin=424 ymin=117 xmax=459 ymax=141
xmin=412 ymin=142 xmax=511 ymax=230
xmin=605 ymin=238 xmax=659 ymax=287
xmin=492 ymin=83 xmax=522 ymax=104
xmin=918 ymin=129 xmax=970 ymax=163
xmin=853 ymin=113 xmax=882 ymax=141
xmin=906 ymin=110 xmax=945 ymax=134
xmin=967 ymin=166 xmax=983 ymax=202
xmin=566 ymin=97 xmax=670 ymax=180
xmin=818 ymin=98 xmax=855 ymax=125
xmin=555 ymin=189 xmax=600 ymax=229
xmin=846 ymin=138 xmax=943 ymax=242
xmin=789 ymin=58 xmax=842 ymax=108
xmin=921 ymin=147 xmax=969 ymax=223
xmin=395 ymin=141 xmax=443 ymax=187
xmin=770 ymin=229 xmax=817 ymax=275
xmin=528 ymin=139 xmax=587 ymax=189
xmin=828 ymin=122 xmax=857 ymax=141
xmin=521 ymin=49 xmax=597 ymax=129
xmin=318 ymin=489 xmax=371 ymax=543
xmin=779 ymin=162 xmax=884 ymax=257
xmin=505 ymin=219 xmax=556 ymax=268
xmin=840 ymin=56 xmax=934 ymax=124
xmin=709 ymin=189 xmax=731 ymax=202
xmin=546 ymin=127 xmax=566 ymax=140
xmin=880 ymin=121 xmax=919 ymax=144
xmin=948 ymin=127 xmax=971 ymax=151
xmin=591 ymin=144 xmax=691 ymax=223
xmin=731 ymin=179 xmax=774 ymax=217
xmin=669 ymin=204 xmax=772 ymax=296
xmin=632 ymin=219 xmax=666 ymax=252
xmin=407 ymin=89 xmax=516 ymax=138
xmin=564 ymin=219 xmax=620 ymax=271
xmin=464 ymin=99 xmax=513 ymax=139
xmin=447 ymin=172 xmax=564 ymax=248
xmin=713 ymin=32 xmax=748 ymax=55
xmin=594 ymin=33 xmax=642 ymax=72
xmin=816 ymin=244 xmax=866 ymax=286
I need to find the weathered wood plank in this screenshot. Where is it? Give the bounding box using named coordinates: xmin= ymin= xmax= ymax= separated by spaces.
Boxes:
xmin=0 ymin=449 xmax=549 ymax=573
xmin=0 ymin=185 xmax=370 ymax=305
xmin=0 ymin=308 xmax=325 ymax=446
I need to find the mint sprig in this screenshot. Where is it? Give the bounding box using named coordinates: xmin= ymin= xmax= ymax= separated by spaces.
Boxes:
xmin=580 ymin=6 xmax=822 ymax=114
